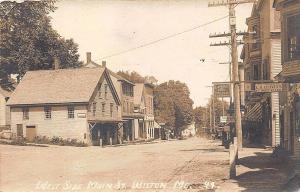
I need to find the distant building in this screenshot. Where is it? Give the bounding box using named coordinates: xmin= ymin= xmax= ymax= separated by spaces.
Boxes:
xmin=241 ymin=0 xmax=281 ymax=146
xmin=133 ymin=83 xmax=156 ymax=139
xmin=181 ymin=122 xmax=196 ymax=137
xmin=274 ymin=0 xmax=300 ymax=175
xmin=7 ymin=67 xmax=123 ymax=145
xmin=0 ymin=87 xmax=11 ymax=130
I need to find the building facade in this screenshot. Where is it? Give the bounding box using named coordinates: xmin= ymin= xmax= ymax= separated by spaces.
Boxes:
xmin=133 ymin=83 xmax=157 ymax=139
xmin=274 ymin=0 xmax=300 ymax=174
xmin=242 ymin=0 xmax=282 ymax=146
xmin=8 ymin=67 xmax=123 ymax=146
xmin=83 ymin=52 xmax=139 ymax=142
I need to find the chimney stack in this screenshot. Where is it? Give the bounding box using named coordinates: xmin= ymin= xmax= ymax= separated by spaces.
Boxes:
xmin=102 ymin=61 xmax=106 ymax=68
xmin=86 ymin=52 xmax=91 ymax=63
xmin=53 ymin=57 xmax=60 ymax=70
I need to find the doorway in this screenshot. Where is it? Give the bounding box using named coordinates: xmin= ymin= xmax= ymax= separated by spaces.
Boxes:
xmin=26 ymin=125 xmax=36 ymax=142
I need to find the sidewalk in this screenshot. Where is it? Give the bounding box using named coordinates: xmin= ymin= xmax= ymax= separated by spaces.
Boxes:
xmin=216 ymin=147 xmax=293 ymax=192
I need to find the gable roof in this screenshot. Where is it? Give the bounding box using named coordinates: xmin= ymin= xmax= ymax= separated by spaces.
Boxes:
xmin=7 ymin=67 xmax=106 ymax=106
xmin=83 ymin=60 xmax=135 ymax=86
xmin=134 ymin=83 xmax=144 ymax=105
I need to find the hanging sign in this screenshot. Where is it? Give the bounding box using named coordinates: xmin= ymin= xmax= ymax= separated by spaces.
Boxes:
xmin=255 ymin=83 xmax=287 ymax=92
xmin=214 ymin=83 xmax=231 ymax=98
xmin=220 ymin=116 xmax=227 ymax=123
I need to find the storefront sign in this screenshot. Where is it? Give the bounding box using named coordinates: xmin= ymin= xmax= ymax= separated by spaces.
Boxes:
xmin=255 ymin=83 xmax=287 ymax=92
xmin=214 ymin=83 xmax=230 ymax=98
xmin=220 ymin=116 xmax=227 ymax=123
xmin=144 ymin=115 xmax=154 ymax=121
xmin=77 ymin=113 xmax=86 ymax=118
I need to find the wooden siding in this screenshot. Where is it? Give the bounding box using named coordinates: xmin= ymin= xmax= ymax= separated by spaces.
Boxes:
xmin=87 ymin=76 xmax=122 ymax=121
xmin=271 ymin=92 xmax=281 ymax=146
xmin=144 ymin=86 xmax=154 ymax=115
xmin=271 ymin=39 xmax=282 ymax=147
xmin=271 ymin=39 xmax=282 ymax=78
xmin=10 ymin=105 xmax=88 ymax=142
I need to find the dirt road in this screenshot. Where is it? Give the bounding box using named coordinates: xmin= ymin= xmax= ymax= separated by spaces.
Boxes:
xmin=0 ymin=138 xmax=229 ymax=192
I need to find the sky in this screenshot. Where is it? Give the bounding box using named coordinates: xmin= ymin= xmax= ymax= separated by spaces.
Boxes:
xmin=50 ymin=0 xmax=253 ymax=107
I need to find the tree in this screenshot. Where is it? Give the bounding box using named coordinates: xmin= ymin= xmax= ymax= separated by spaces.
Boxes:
xmin=208 ymin=97 xmax=229 ymax=126
xmin=154 ymin=80 xmax=194 ymax=137
xmin=193 ymin=97 xmax=229 ymax=131
xmin=194 ymin=106 xmax=209 ymax=129
xmin=117 ymin=70 xmax=145 ymax=83
xmin=0 ymin=1 xmax=82 ymax=89
xmin=117 ymin=70 xmax=158 ymax=85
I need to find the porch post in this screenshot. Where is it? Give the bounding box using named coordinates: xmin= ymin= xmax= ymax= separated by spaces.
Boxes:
xmin=106 ymin=129 xmax=111 ymax=146
xmin=118 ymin=123 xmax=123 ymax=144
xmin=98 ymin=128 xmax=102 ymax=147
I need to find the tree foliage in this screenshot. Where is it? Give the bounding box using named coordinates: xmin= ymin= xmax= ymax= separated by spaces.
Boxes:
xmin=194 ymin=97 xmax=229 ymax=130
xmin=0 ymin=1 xmax=82 ymax=89
xmin=117 ymin=70 xmax=158 ymax=84
xmin=193 ymin=106 xmax=208 ymax=129
xmin=154 ymin=80 xmax=194 ymax=136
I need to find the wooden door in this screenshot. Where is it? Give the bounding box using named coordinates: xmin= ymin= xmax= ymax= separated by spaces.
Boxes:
xmin=16 ymin=124 xmax=23 ymax=137
xmin=26 ymin=126 xmax=36 ymax=142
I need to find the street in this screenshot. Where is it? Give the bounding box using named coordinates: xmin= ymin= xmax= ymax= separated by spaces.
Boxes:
xmin=0 ymin=138 xmax=229 ymax=192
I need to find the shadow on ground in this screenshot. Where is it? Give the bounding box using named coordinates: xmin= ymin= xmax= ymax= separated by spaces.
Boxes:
xmin=234 ymin=151 xmax=290 ymax=192
xmin=179 ymin=148 xmax=228 ymax=153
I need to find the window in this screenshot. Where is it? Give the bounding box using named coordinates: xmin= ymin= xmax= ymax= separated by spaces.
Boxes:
xmin=287 ymin=14 xmax=300 ymax=61
xmin=110 ymin=103 xmax=113 ymax=117
xmin=104 ymin=84 xmax=108 ymax=99
xmin=262 ymin=59 xmax=269 ymax=80
xmin=122 ymin=84 xmax=133 ymax=96
xmin=44 ymin=106 xmax=51 ymax=119
xmin=102 ymin=103 xmax=105 ymax=113
xmin=22 ymin=107 xmax=29 ymax=120
xmin=253 ymin=62 xmax=260 ymax=80
xmin=92 ymin=102 xmax=96 ymax=116
xmin=68 ymin=106 xmax=75 ymax=119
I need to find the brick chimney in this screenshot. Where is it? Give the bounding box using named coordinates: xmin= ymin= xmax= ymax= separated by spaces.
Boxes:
xmin=86 ymin=52 xmax=91 ymax=63
xmin=53 ymin=57 xmax=60 ymax=70
xmin=102 ymin=61 xmax=106 ymax=68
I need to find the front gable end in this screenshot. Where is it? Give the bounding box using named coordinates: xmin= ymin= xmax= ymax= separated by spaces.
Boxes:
xmin=88 ymin=69 xmax=122 ymax=120
xmin=103 ymin=69 xmax=121 ymax=106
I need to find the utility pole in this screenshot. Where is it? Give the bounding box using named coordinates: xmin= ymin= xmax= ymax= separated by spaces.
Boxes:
xmin=229 ymin=3 xmax=243 ymax=150
xmin=210 ymin=96 xmax=212 ymax=131
xmin=208 ymin=0 xmax=257 ymax=150
xmin=212 ymin=86 xmax=216 ymax=132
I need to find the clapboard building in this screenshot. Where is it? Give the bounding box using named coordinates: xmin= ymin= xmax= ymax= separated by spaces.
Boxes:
xmin=83 ymin=52 xmax=136 ymax=142
xmin=241 ymin=0 xmax=282 ymax=146
xmin=274 ymin=0 xmax=300 ymax=175
xmin=7 ymin=67 xmax=123 ymax=145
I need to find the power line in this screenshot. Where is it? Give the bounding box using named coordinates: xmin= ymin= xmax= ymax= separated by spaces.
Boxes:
xmin=95 ymin=15 xmax=229 ymax=61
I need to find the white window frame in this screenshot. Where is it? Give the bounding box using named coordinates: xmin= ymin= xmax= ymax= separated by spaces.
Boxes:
xmin=67 ymin=106 xmax=75 ymax=119
xmin=22 ymin=107 xmax=29 ymax=120
xmin=44 ymin=106 xmax=51 ymax=119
